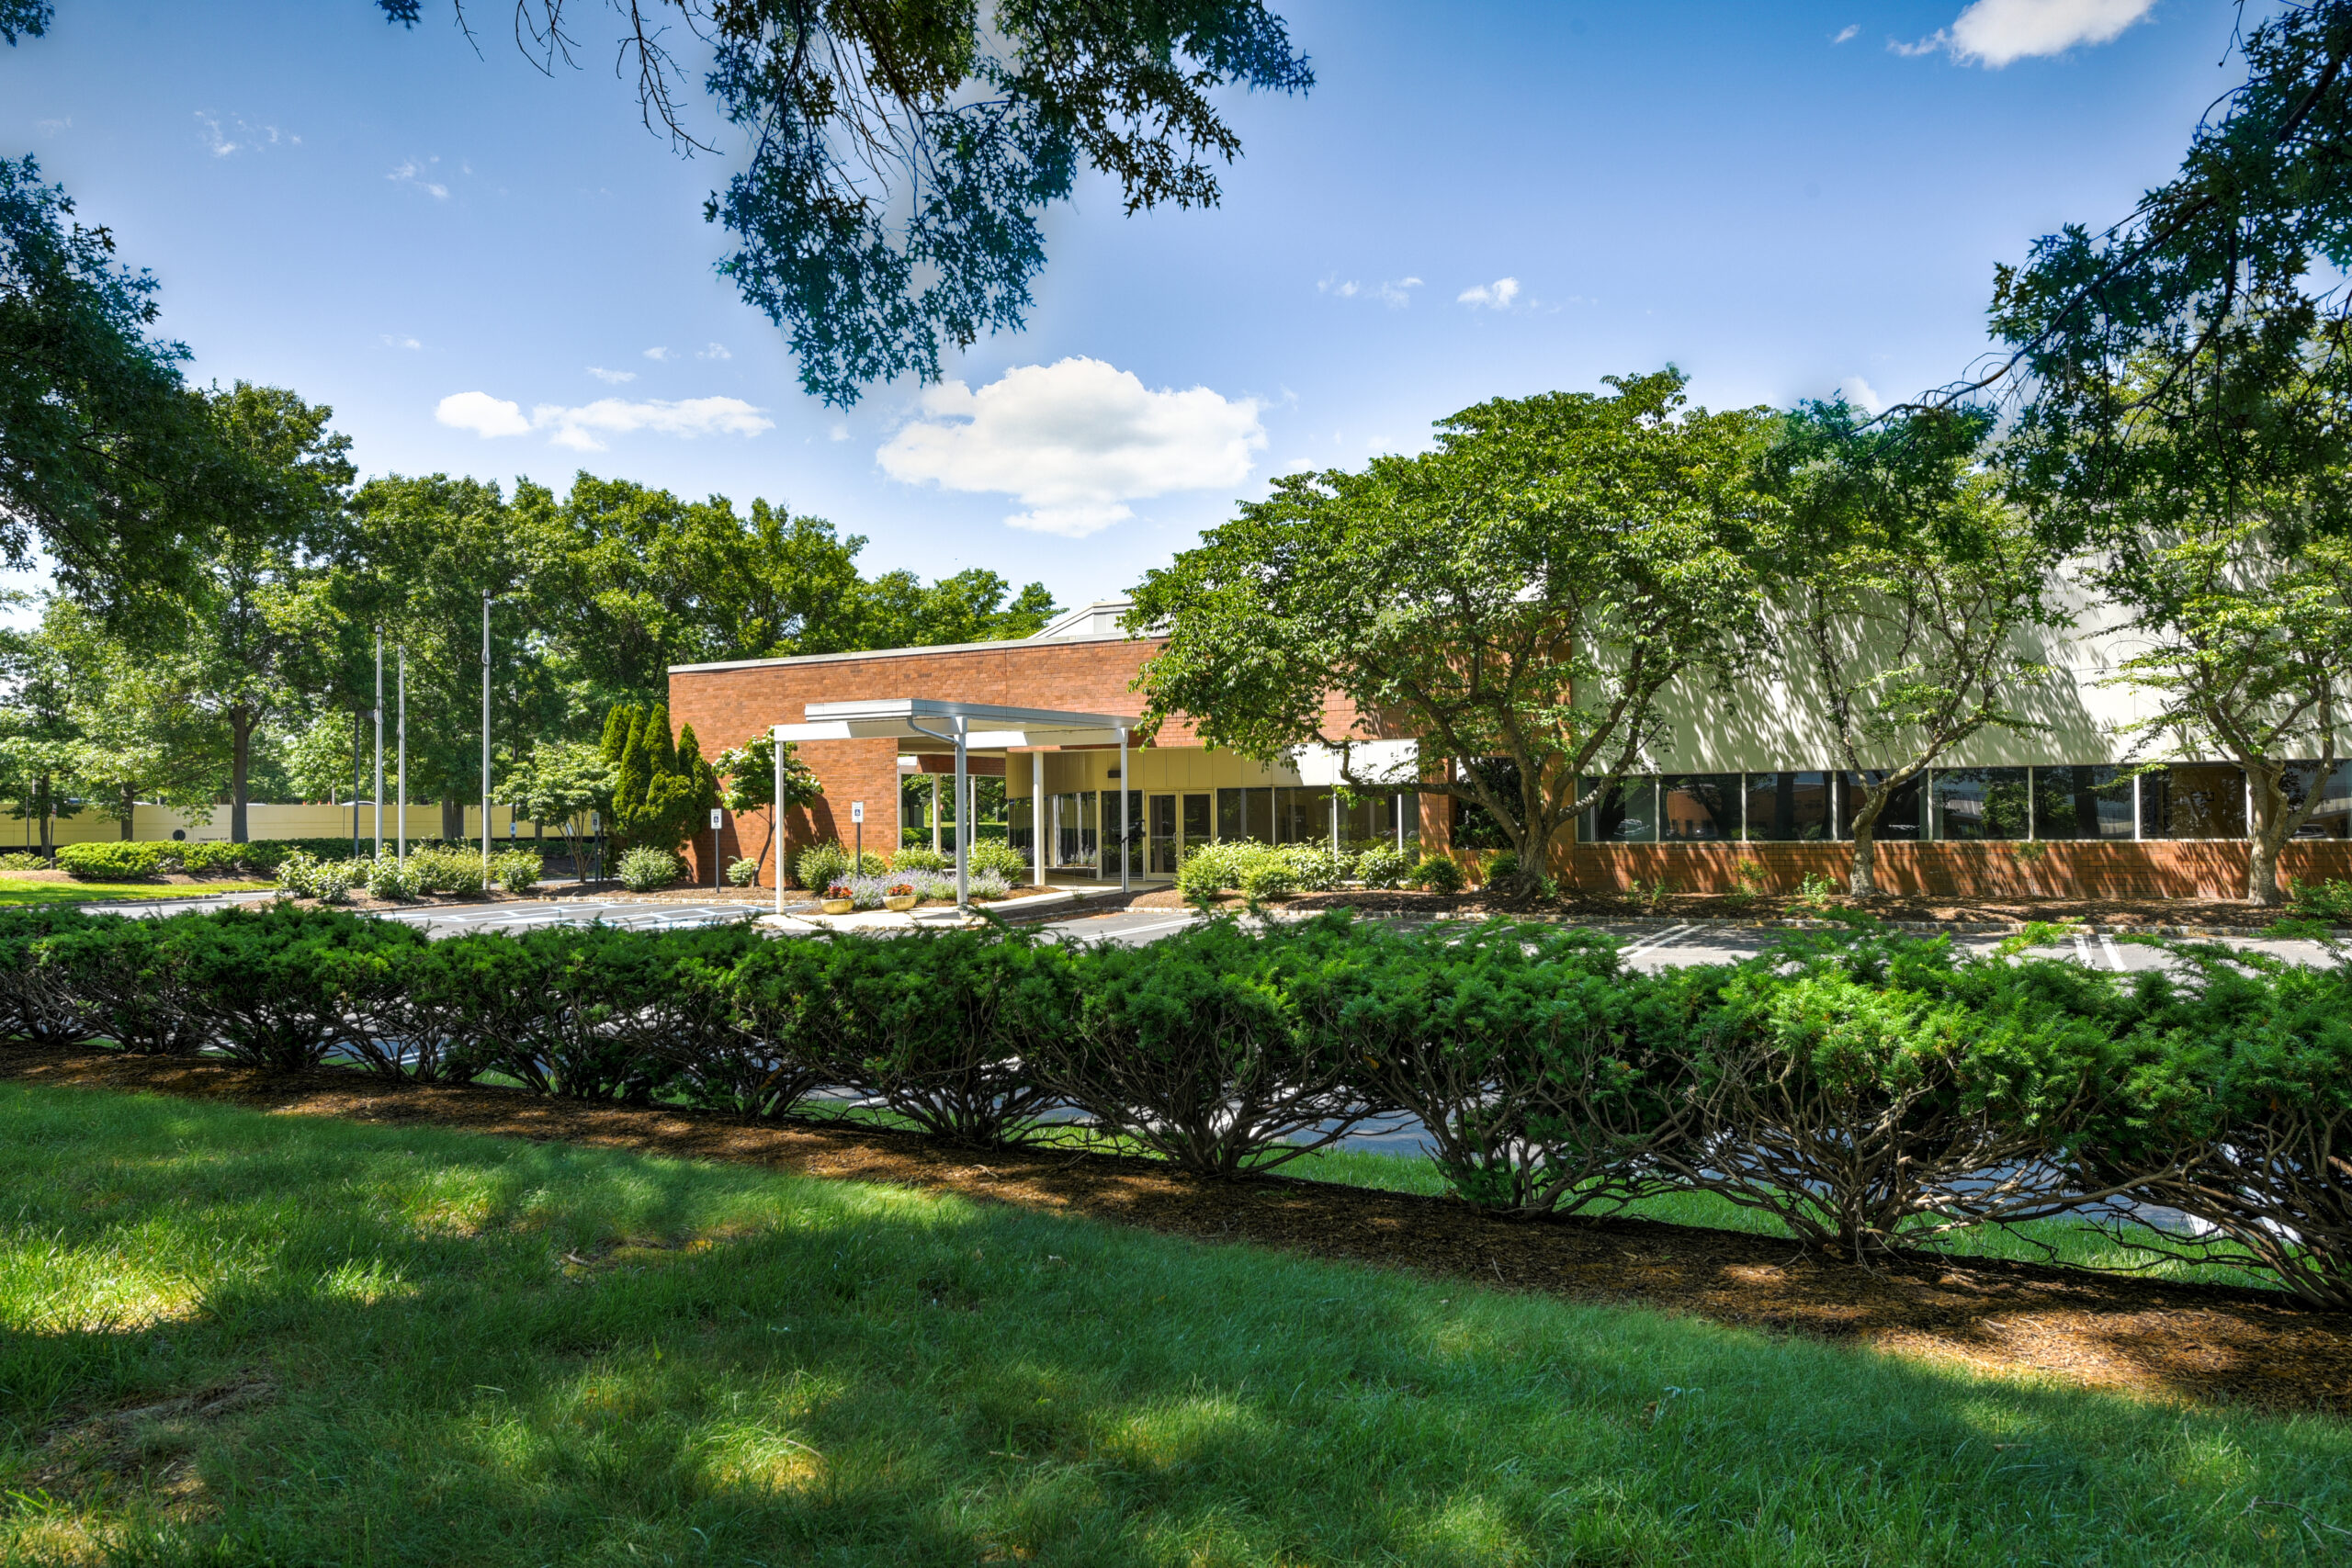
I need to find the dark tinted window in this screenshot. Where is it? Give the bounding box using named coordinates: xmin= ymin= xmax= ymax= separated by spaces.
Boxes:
xmin=1580 ymin=776 xmax=1658 ymax=843
xmin=2287 ymin=761 xmax=2352 ymax=840
xmin=2141 ymin=765 xmax=2246 ymax=839
xmin=1741 ymin=772 xmax=1831 ymax=841
xmin=1838 ymin=772 xmax=1923 ymax=840
xmin=1928 ymin=768 xmax=2029 ymax=840
xmin=1659 ymin=774 xmax=1740 ymax=840
xmin=1448 ymin=760 xmax=1521 ymax=850
xmin=2032 ymin=764 xmax=2135 ymax=840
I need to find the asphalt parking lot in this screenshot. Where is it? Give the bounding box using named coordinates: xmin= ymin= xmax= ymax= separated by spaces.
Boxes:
xmin=83 ymin=889 xmax=2342 ymax=971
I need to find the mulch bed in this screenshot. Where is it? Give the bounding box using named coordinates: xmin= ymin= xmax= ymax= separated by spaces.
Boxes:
xmin=6 ymin=1043 xmax=2346 ymax=1415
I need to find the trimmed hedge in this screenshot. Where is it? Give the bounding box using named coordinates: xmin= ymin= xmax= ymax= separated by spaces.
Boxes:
xmin=6 ymin=903 xmax=2349 ymax=1306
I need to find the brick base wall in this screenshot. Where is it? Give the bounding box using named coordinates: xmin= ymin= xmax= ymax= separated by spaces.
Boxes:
xmin=1548 ymin=840 xmax=2352 ymax=900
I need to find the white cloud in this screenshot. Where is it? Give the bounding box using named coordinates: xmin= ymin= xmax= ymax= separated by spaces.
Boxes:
xmin=1842 ymin=377 xmax=1887 ymax=415
xmin=36 ymin=118 xmax=69 ymax=139
xmin=696 ymin=342 xmax=732 ymax=360
xmin=586 ymin=367 xmax=636 ymax=384
xmin=1832 ymin=23 xmax=1860 ymax=44
xmin=1318 ymin=275 xmax=1422 ymax=308
xmin=436 ymin=391 xmax=530 ymax=438
xmin=827 ymin=422 xmax=850 ymax=442
xmin=1901 ymin=0 xmax=2157 ymax=66
xmin=389 ymin=157 xmax=447 ymax=199
xmin=1456 ymin=276 xmax=1521 ymax=310
xmin=876 ymin=356 xmax=1265 ymax=537
xmin=435 ymin=390 xmax=772 ymax=449
xmin=197 ymin=112 xmax=297 ymax=157
xmin=530 ymin=396 xmax=773 ymax=452
xmin=643 ymin=345 xmax=672 ymax=361
xmin=381 ymin=333 xmax=423 ymax=350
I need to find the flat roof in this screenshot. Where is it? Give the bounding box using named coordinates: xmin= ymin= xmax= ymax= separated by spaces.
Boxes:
xmin=774 ymin=697 xmax=1142 ymax=750
xmin=667 ymin=627 xmax=1153 ymax=676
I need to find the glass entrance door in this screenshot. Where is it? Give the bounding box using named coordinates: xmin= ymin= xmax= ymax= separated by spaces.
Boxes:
xmin=1149 ymin=794 xmax=1178 ymax=874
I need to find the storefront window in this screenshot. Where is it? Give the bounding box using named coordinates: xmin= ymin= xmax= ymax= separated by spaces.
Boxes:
xmin=1049 ymin=792 xmax=1098 ymax=869
xmin=1275 ymin=785 xmax=1333 ymax=845
xmin=2031 ymin=764 xmax=2135 ymax=840
xmin=1580 ymin=776 xmax=1658 ymax=843
xmin=2286 ymin=761 xmax=2352 ymax=839
xmin=1837 ymin=772 xmax=1923 ymax=840
xmin=1740 ymin=772 xmax=1831 ymax=841
xmin=1928 ymin=768 xmax=2029 ymax=840
xmin=2141 ymin=764 xmax=2247 ymax=840
xmin=1658 ymin=774 xmax=1740 ymax=840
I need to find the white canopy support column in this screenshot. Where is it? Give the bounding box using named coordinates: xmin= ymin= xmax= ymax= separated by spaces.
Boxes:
xmin=1117 ymin=726 xmax=1131 ymax=894
xmin=1031 ymin=750 xmax=1045 ymax=890
xmin=772 ymin=732 xmax=786 ymax=915
xmin=952 ymin=716 xmax=969 ymax=906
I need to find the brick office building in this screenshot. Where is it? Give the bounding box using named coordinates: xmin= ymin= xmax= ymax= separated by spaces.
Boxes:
xmin=665 ymin=600 xmax=1427 ymax=888
xmin=668 ymin=596 xmax=2352 ymax=899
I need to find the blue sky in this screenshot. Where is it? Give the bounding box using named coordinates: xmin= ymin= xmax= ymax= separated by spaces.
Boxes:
xmin=4 ymin=0 xmax=2244 ymax=615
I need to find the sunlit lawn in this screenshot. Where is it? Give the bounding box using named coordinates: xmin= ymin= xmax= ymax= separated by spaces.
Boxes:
xmin=0 ymin=878 xmax=273 ymax=907
xmin=3 ymin=1081 xmax=2348 ymax=1566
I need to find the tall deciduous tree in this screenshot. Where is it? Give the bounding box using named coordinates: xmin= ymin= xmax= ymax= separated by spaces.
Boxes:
xmin=1766 ymin=402 xmax=2061 ymax=898
xmin=0 ymin=155 xmax=229 ymax=613
xmin=171 ymin=384 xmax=356 ymax=842
xmin=373 ymin=1 xmax=1312 ymax=405
xmin=1129 ymin=371 xmax=1775 ymax=894
xmin=1981 ymin=2 xmax=2352 ymax=904
xmin=37 ymin=596 xmax=227 ymax=836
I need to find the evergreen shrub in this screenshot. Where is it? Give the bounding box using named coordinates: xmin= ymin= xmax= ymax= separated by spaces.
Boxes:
xmin=55 ymin=841 xmax=167 ymax=880
xmin=617 ymin=846 xmax=681 ymax=892
xmin=1408 ymin=855 xmax=1464 ymax=894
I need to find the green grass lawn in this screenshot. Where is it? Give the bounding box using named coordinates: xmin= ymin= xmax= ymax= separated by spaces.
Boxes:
xmin=4 ymin=1085 xmax=2348 ymax=1565
xmin=0 ymin=877 xmax=274 ymax=907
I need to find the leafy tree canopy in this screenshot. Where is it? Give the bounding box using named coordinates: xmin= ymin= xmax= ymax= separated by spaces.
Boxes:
xmin=1128 ymin=370 xmax=1776 ymax=891
xmin=372 ymin=0 xmax=1310 ymax=404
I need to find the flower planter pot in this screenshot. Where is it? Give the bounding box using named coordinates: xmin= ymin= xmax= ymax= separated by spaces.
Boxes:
xmin=883 ymin=894 xmax=919 ymax=912
xmin=821 ymin=897 xmax=855 ymax=915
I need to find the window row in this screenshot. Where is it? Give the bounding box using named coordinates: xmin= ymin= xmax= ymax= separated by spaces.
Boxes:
xmin=1019 ymin=786 xmax=1420 ymax=878
xmin=1578 ymin=762 xmax=2352 ymax=844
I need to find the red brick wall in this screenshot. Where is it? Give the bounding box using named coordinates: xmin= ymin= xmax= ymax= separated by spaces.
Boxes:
xmin=1556 ymin=839 xmax=2352 ymax=901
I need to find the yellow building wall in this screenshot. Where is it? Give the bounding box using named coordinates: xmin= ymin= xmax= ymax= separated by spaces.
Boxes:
xmin=10 ymin=804 xmax=550 ymax=849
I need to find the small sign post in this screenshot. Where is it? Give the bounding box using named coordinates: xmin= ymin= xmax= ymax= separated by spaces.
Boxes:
xmin=710 ymin=807 xmax=724 ymax=893
xmin=850 ymin=800 xmax=865 ymax=874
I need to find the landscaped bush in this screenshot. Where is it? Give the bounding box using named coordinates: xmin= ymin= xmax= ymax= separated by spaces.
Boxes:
xmin=177 ymin=840 xmax=256 ymax=876
xmin=890 ymin=845 xmax=952 ymax=873
xmin=726 ymin=854 xmax=763 ymax=886
xmin=9 ymin=896 xmax=2350 ymax=1304
xmin=1345 ymin=919 xmax=1702 ymax=1214
xmin=793 ymin=840 xmax=885 ymax=890
xmin=2287 ymin=876 xmax=2352 ymax=924
xmin=616 ymin=845 xmax=682 ymax=892
xmin=1408 ymin=854 xmax=1464 ymax=894
xmin=276 ymin=851 xmax=359 ymax=903
xmin=1353 ymin=843 xmax=1416 ymax=889
xmin=363 ymin=853 xmax=419 ymax=901
xmin=824 ymin=925 xmax=1075 ymax=1144
xmin=54 ymin=841 xmax=169 ymax=881
xmin=491 ymin=848 xmax=543 ymax=893
xmin=408 ymin=845 xmax=488 ymax=897
xmin=1037 ymin=914 xmax=1390 ymax=1175
xmin=964 ymin=839 xmax=1032 ymax=884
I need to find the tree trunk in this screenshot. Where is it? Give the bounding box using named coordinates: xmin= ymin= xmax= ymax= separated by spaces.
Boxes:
xmin=2247 ymin=763 xmax=2294 ymax=907
xmin=441 ymin=796 xmax=465 ymax=841
xmin=1848 ymin=789 xmax=1885 ymax=899
xmin=37 ymin=776 xmax=53 ymax=859
xmin=120 ymin=783 xmax=137 ymax=840
xmin=229 ymin=711 xmax=253 ymax=843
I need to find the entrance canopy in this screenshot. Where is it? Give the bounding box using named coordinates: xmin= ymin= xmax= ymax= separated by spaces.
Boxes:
xmin=772 ymin=698 xmax=1138 ymax=751
xmin=769 ymin=699 xmax=1144 ymax=908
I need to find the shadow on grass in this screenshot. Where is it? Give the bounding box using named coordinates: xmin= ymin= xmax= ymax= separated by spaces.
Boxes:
xmin=2 ymin=1082 xmax=2349 ymax=1567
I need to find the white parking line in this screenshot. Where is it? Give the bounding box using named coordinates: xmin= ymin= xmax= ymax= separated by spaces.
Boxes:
xmin=1619 ymin=922 xmax=1698 ymax=962
xmin=2098 ymin=932 xmax=2130 ymax=972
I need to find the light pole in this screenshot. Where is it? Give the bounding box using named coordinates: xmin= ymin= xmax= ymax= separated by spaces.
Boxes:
xmin=397 ymin=646 xmax=407 ymax=865
xmin=481 ymin=592 xmax=492 ymax=882
xmin=373 ymin=630 xmax=384 ymax=860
